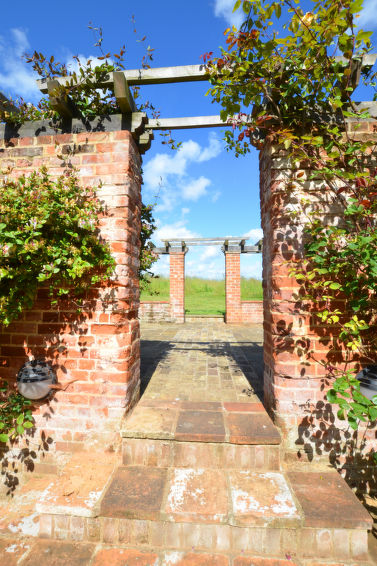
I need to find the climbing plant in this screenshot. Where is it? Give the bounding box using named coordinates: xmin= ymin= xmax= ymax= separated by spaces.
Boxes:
xmin=205 ymin=0 xmax=377 ymax=456
xmin=0 ymin=165 xmax=115 ymax=326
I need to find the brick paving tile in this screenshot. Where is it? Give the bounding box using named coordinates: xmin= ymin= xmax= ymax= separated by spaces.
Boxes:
xmin=176 ymin=410 xmax=226 ymax=442
xmin=162 ymin=551 xmax=229 ymax=565
xmin=35 ymin=451 xmax=117 ymax=517
xmin=164 ymin=468 xmax=228 ymax=522
xmin=0 ymin=539 xmax=33 ymax=566
xmin=19 ymin=540 xmax=94 ymax=565
xmin=223 ymin=402 xmax=265 ymax=412
xmin=180 ymin=401 xmax=222 ymax=411
xmin=122 ymin=406 xmax=178 ymax=439
xmin=91 ymin=547 xmax=159 ymax=565
xmin=100 ymin=466 xmax=167 ymax=520
xmin=287 ymin=471 xmax=373 ymax=529
xmin=233 ymin=559 xmax=300 ymax=566
xmin=229 ymin=471 xmax=301 ymax=527
xmin=226 ymin=413 xmax=281 ymax=445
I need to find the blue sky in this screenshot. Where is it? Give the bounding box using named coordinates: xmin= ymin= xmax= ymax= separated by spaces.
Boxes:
xmin=1 ymin=1 xmax=377 ymax=279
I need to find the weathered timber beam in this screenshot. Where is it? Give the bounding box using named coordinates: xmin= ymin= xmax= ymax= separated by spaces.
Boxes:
xmin=148 ymin=116 xmax=231 ymax=130
xmin=38 ymin=64 xmax=208 ymax=93
xmin=0 ymin=92 xmax=19 ymax=114
xmin=37 ymin=56 xmax=377 ymax=94
xmin=242 ymin=245 xmax=261 ymax=254
xmin=154 ymin=247 xmax=169 ymax=255
xmin=334 ymin=54 xmax=377 ymax=68
xmin=47 ymin=79 xmax=77 ymax=119
xmin=113 ymin=71 xmax=136 ymax=113
xmin=167 ymin=237 xmax=246 ymax=243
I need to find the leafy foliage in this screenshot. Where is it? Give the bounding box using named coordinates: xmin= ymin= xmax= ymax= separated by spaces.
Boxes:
xmin=140 ymin=202 xmax=158 ymax=290
xmin=206 ymin=0 xmax=377 ymax=455
xmin=0 ymin=384 xmax=33 ymax=444
xmin=0 ymin=166 xmax=115 ymax=326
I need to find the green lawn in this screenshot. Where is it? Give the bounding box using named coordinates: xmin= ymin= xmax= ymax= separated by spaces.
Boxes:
xmin=140 ymin=276 xmax=263 ymax=315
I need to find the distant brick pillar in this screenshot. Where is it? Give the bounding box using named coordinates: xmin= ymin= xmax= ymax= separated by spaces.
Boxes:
xmin=0 ymin=125 xmax=142 ymax=451
xmin=169 ymin=250 xmax=186 ymax=323
xmin=224 ymin=248 xmax=241 ymax=324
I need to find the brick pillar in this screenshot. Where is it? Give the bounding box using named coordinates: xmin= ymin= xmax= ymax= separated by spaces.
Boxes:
xmin=259 ymin=139 xmax=377 ymax=460
xmin=169 ymin=250 xmax=186 ymax=323
xmin=0 ymin=127 xmax=142 ymax=451
xmin=260 ymin=143 xmax=318 ymax=450
xmin=224 ymin=249 xmax=241 ymax=324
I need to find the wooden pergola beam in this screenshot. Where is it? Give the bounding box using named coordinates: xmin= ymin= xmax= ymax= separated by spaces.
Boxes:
xmin=47 ymin=80 xmax=77 ymax=119
xmin=38 ymin=64 xmax=208 ymax=94
xmin=113 ymin=71 xmax=136 ymax=113
xmin=148 ymin=116 xmax=232 ymax=130
xmin=37 ymin=55 xmax=377 ymax=94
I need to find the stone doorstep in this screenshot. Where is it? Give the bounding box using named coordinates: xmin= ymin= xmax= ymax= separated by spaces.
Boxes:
xmin=121 ymin=401 xmax=281 ymax=446
xmin=37 ymin=516 xmax=372 ymax=562
xmin=122 ymin=437 xmax=281 ymax=471
xmin=34 ymin=451 xmax=119 ymax=519
xmin=35 ymin=467 xmax=372 ymax=560
xmin=1 ymin=540 xmax=374 ymax=566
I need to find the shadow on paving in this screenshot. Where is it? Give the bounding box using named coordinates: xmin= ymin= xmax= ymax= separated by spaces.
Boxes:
xmin=140 ymin=339 xmax=175 ymax=395
xmin=140 ymin=326 xmax=264 ymax=401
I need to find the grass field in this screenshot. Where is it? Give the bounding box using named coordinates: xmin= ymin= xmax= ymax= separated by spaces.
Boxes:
xmin=140 ymin=276 xmax=263 ymax=315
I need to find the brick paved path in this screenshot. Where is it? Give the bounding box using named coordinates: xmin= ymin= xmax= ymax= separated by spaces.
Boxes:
xmin=0 ymin=321 xmax=374 ymax=565
xmin=140 ymin=321 xmax=264 ymax=401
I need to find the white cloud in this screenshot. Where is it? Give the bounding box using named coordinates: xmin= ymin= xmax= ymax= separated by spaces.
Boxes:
xmin=211 ymin=191 xmax=221 ymax=203
xmin=214 ymin=0 xmax=244 ymax=28
xmin=181 ymin=176 xmax=211 ymax=200
xmin=241 ymin=256 xmax=262 ymax=279
xmin=200 ymin=246 xmax=221 ymax=261
xmin=144 ymin=133 xmax=223 ymax=212
xmin=243 ymin=227 xmax=263 ymax=244
xmin=0 ymin=29 xmax=40 ymax=100
xmin=154 ymin=220 xmax=200 ymax=243
xmin=358 ymin=0 xmax=377 ymax=29
xmin=198 ymin=133 xmax=222 ymax=161
xmin=181 ymin=207 xmax=190 ymax=216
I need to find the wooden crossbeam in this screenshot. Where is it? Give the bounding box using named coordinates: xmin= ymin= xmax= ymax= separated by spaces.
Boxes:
xmin=148 ymin=116 xmax=232 ymax=130
xmin=0 ymin=92 xmax=19 ymax=114
xmin=38 ymin=64 xmax=208 ymax=94
xmin=37 ymin=56 xmax=377 ymax=95
xmin=113 ymin=71 xmax=136 ymax=113
xmin=47 ymin=80 xmax=77 ymax=119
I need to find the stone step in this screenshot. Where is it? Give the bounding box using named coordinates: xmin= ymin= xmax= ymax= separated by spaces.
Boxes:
xmin=121 ymin=399 xmax=281 ymax=470
xmin=37 ymin=466 xmax=373 ymax=563
xmin=1 ymin=539 xmax=374 ymax=566
xmin=122 ymin=437 xmax=281 ymax=470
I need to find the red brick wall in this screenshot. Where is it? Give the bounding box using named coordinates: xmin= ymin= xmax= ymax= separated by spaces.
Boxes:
xmin=0 ymin=130 xmax=142 ymax=451
xmin=139 ymin=301 xmax=171 ymax=322
xmin=259 ymin=135 xmax=376 ymax=464
xmin=241 ymin=301 xmax=263 ymax=324
xmin=169 ymin=252 xmax=186 ymax=323
xmin=225 ymin=252 xmax=241 ymax=324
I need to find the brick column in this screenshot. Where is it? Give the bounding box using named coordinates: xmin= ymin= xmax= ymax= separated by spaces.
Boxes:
xmin=224 ymin=248 xmax=241 ymax=324
xmin=169 ymin=250 xmax=186 ymax=323
xmin=0 ymin=127 xmax=142 ymax=452
xmin=259 ymin=139 xmax=377 ymax=460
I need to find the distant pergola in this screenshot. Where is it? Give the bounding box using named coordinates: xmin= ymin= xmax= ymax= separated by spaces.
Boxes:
xmin=154 ymin=237 xmax=263 ymax=254
xmin=152 ymin=237 xmax=262 ymax=323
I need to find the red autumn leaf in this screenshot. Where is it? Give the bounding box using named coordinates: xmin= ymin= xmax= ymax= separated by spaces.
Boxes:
xmin=337 ymin=186 xmax=348 ymax=194
xmin=238 ymin=132 xmax=245 ymax=141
